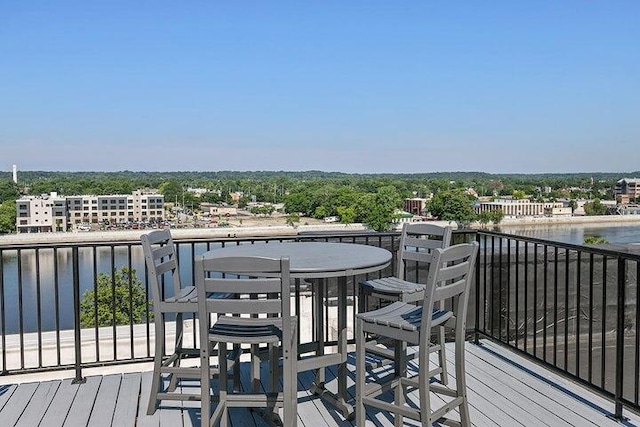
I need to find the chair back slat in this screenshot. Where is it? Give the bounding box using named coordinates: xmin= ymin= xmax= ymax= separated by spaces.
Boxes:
xmin=397 ymin=222 xmax=452 ymax=281
xmin=141 ymin=229 xmax=182 ymax=305
xmin=421 ymin=242 xmax=479 ymax=330
xmin=195 ymin=255 xmax=291 ymax=318
xmin=203 ymin=277 xmax=283 ymax=294
xmin=152 ymin=244 xmax=174 ymax=260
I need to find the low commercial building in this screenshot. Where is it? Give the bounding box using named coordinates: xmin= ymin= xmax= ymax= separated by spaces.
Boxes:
xmin=475 ymin=199 xmax=566 ymax=218
xmin=16 ymin=190 xmax=164 ymax=233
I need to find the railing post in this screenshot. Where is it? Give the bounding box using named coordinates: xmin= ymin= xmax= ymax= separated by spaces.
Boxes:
xmin=614 ymin=256 xmax=626 ymax=419
xmin=72 ymin=247 xmax=86 ymax=384
xmin=474 ymin=233 xmax=481 ymax=344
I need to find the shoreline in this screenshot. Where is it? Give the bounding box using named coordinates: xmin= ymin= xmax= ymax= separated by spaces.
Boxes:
xmin=1 ymin=215 xmax=639 ymax=246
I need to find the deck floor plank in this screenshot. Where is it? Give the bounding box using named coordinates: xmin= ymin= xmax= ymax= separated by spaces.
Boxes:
xmin=64 ymin=376 xmax=102 ymax=427
xmin=468 ymin=341 xmax=635 ymax=427
xmin=1 ymin=340 xmax=640 ymax=426
xmin=38 ymin=378 xmax=81 ymax=426
xmin=112 ymin=372 xmax=142 ymax=427
xmin=15 ymin=380 xmax=60 ymax=427
xmin=0 ymin=381 xmax=37 ymax=426
xmin=0 ymin=383 xmax=18 ymax=412
xmin=88 ymin=374 xmax=123 ymax=427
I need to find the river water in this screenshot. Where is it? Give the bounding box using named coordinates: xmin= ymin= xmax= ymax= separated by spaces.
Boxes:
xmin=500 ymin=223 xmax=640 ymax=245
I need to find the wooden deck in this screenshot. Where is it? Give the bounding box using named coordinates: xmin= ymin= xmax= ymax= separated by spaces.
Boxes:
xmin=1 ymin=340 xmax=638 ymax=426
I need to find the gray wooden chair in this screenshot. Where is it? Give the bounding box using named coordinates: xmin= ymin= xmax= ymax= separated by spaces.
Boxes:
xmin=141 ymin=229 xmax=231 ymax=415
xmin=355 ymin=241 xmax=479 ymax=427
xmin=196 ymin=255 xmax=298 ymax=427
xmin=358 ymin=222 xmax=452 ymax=382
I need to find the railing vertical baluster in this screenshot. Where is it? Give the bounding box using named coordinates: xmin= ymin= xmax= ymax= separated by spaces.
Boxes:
xmin=128 ymin=244 xmax=135 ymax=359
xmin=576 ymin=251 xmax=581 ymax=377
xmin=635 ymin=260 xmax=640 ymax=406
xmin=490 ymin=236 xmax=496 ymax=337
xmin=92 ymin=246 xmax=100 ymax=361
xmin=533 ymin=243 xmax=538 ymax=357
xmin=0 ymin=249 xmax=6 ymax=373
xmin=601 ymin=256 xmax=607 ymax=389
xmin=507 ymin=238 xmax=512 ymax=344
xmin=543 ymin=245 xmax=548 ymax=363
xmin=111 ymin=245 xmax=117 ymax=359
xmin=524 ymin=243 xmax=528 ymax=353
xmin=35 ymin=248 xmax=42 ymax=367
xmin=564 ymin=248 xmax=570 ymax=371
xmin=474 ymin=233 xmax=481 ymax=344
xmin=614 ymin=256 xmax=626 ymax=419
xmin=553 ymin=246 xmax=558 ymax=367
xmin=588 ymin=253 xmax=594 ymax=384
xmin=499 ymin=237 xmax=503 ymax=340
xmin=72 ymin=246 xmax=85 ymax=383
xmin=17 ymin=249 xmax=24 ymax=370
xmin=515 ymin=239 xmax=520 ymax=348
xmin=54 ymin=247 xmax=62 ymax=366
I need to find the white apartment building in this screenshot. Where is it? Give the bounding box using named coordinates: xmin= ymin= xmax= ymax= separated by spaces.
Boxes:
xmin=475 ymin=199 xmax=570 ymax=218
xmin=16 ymin=192 xmax=68 ymax=233
xmin=16 ymin=190 xmax=165 ymax=233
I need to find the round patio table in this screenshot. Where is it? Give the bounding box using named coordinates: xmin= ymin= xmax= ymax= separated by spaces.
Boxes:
xmin=202 ymin=241 xmax=392 ymax=417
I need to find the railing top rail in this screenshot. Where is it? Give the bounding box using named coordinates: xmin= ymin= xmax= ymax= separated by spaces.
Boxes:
xmin=0 ymin=231 xmax=400 ymax=251
xmin=472 ymin=228 xmax=640 ymax=261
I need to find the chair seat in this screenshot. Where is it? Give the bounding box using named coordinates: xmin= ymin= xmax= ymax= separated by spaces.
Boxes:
xmin=209 ymin=315 xmax=285 ymax=345
xmin=360 ymin=277 xmax=425 ymax=298
xmin=356 ymin=301 xmax=452 ymax=332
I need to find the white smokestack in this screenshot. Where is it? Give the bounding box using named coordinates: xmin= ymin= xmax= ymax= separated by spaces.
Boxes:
xmin=12 ymin=165 xmax=17 ymax=183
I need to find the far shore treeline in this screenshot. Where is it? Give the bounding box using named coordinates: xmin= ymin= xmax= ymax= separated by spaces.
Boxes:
xmin=1 ymin=170 xmax=638 ymax=234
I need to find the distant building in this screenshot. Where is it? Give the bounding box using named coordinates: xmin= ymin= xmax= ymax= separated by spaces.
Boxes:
xmin=475 ymin=199 xmax=568 ymax=218
xmin=16 ymin=190 xmax=164 ymax=233
xmin=615 ymin=178 xmax=640 ymax=202
xmin=404 ymin=198 xmax=428 ymax=216
xmin=16 ymin=192 xmax=68 ymax=233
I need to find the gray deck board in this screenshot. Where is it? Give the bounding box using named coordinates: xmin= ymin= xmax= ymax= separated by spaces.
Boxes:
xmin=65 ymin=375 xmax=101 ymax=427
xmin=88 ymin=374 xmax=123 ymax=427
xmin=15 ymin=380 xmax=60 ymax=427
xmin=0 ymin=381 xmax=37 ymax=426
xmin=38 ymin=378 xmax=81 ymax=426
xmin=112 ymin=373 xmax=142 ymax=427
xmin=1 ymin=340 xmax=640 ymax=426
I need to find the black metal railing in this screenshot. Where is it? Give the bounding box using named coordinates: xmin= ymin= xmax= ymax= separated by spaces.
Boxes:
xmin=1 ymin=229 xmax=639 ymax=418
xmin=473 ymin=229 xmax=640 ymax=419
xmin=0 ymin=232 xmax=398 ymax=380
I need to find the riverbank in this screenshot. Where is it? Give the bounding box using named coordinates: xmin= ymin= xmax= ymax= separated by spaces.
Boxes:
xmin=495 ymin=214 xmax=640 ymax=229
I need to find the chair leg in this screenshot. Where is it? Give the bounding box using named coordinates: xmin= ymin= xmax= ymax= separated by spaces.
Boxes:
xmin=283 ymin=322 xmax=298 ymax=427
xmin=438 ymin=324 xmax=448 ymax=385
xmin=147 ymin=314 xmax=165 ymax=415
xmin=168 ymin=312 xmax=185 ymax=391
xmin=418 ymin=346 xmax=432 ymax=427
xmin=455 ymin=333 xmax=471 ymax=427
xmin=219 ymin=342 xmax=229 ymax=427
xmin=355 ymin=319 xmax=366 ymax=427
xmin=200 ymin=336 xmax=211 ymax=426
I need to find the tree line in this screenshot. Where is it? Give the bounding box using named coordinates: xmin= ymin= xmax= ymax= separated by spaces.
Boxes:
xmin=0 ymin=170 xmax=630 ymax=234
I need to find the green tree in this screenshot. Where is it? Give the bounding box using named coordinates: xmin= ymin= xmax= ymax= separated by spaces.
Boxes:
xmin=80 ymin=267 xmax=151 ymax=327
xmin=583 ymin=199 xmax=607 ymax=216
xmin=336 ymin=205 xmax=357 ymax=224
xmin=0 ymin=200 xmax=16 ymax=234
xmin=584 ymin=235 xmax=609 ymax=245
xmin=361 ymin=186 xmax=401 ymax=232
xmin=0 ymin=180 xmax=19 ymax=203
xmin=427 ymin=189 xmax=477 ymax=227
xmin=159 ymin=180 xmax=184 ymax=205
xmin=488 ymin=208 xmax=504 ymax=225
xmin=285 ymin=213 xmax=300 ymax=227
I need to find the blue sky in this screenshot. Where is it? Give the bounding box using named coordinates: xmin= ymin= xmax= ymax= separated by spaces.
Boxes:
xmin=1 ymin=1 xmax=638 ymax=174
